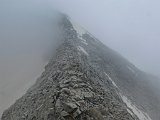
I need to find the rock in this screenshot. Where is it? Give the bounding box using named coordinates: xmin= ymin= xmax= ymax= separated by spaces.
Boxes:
xmin=63 ymin=79 xmax=71 ymax=84
xmin=83 ymin=92 xmax=94 ymax=99
xmin=63 ymin=102 xmax=78 ymax=113
xmin=74 ymin=95 xmax=83 ymax=101
xmin=47 ymin=113 xmax=55 ymax=120
xmin=61 ymin=88 xmax=71 ymax=95
xmin=61 ymin=111 xmax=69 ymax=117
xmin=79 ymin=83 xmax=88 ymax=88
xmin=31 ymin=116 xmax=36 ymax=120
xmin=73 ymin=109 xmax=81 ymax=118
xmin=73 ymin=84 xmax=79 ymax=88
xmin=59 ymin=84 xmax=68 ymax=88
xmin=55 ymin=99 xmax=62 ymax=113
xmin=42 ymin=89 xmax=47 ymax=94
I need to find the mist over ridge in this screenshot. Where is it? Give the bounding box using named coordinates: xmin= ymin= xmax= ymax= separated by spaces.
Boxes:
xmin=0 ymin=0 xmax=63 ymax=116
xmin=0 ymin=0 xmax=160 ymax=119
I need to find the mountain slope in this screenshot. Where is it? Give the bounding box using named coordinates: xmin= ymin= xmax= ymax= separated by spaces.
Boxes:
xmin=1 ymin=15 xmax=159 ymax=120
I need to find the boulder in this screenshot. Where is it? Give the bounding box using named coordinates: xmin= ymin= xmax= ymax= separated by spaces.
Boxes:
xmin=63 ymin=102 xmax=78 ymax=113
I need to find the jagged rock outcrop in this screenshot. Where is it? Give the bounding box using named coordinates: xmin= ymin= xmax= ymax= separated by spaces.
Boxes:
xmin=1 ymin=14 xmax=158 ymax=120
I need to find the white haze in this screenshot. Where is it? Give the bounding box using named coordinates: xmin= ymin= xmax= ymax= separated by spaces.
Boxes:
xmin=50 ymin=0 xmax=160 ymax=77
xmin=0 ymin=0 xmax=62 ymax=116
xmin=0 ymin=0 xmax=160 ymax=117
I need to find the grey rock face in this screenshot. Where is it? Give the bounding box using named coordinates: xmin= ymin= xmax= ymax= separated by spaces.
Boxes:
xmin=1 ymin=15 xmax=159 ymax=120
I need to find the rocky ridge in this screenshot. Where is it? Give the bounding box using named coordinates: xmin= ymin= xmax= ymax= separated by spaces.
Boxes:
xmin=1 ymin=15 xmax=156 ymax=120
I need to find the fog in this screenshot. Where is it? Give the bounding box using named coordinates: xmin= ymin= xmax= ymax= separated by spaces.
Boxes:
xmin=50 ymin=0 xmax=160 ymax=77
xmin=0 ymin=0 xmax=160 ymax=117
xmin=0 ymin=0 xmax=61 ymax=116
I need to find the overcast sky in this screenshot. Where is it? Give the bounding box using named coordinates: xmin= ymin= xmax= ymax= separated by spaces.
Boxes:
xmin=0 ymin=0 xmax=160 ymax=116
xmin=0 ymin=0 xmax=60 ymax=116
xmin=49 ymin=0 xmax=160 ymax=77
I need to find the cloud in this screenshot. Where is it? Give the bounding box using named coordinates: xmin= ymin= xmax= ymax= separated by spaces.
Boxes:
xmin=49 ymin=0 xmax=160 ymax=77
xmin=0 ymin=0 xmax=61 ymax=116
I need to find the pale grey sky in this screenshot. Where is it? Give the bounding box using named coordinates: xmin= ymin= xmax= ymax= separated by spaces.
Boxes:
xmin=0 ymin=0 xmax=160 ymax=116
xmin=0 ymin=0 xmax=60 ymax=116
xmin=50 ymin=0 xmax=160 ymax=77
